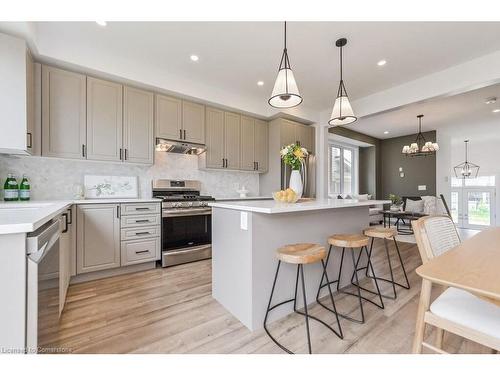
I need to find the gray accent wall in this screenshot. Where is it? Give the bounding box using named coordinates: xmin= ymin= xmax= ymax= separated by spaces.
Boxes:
xmin=379 ymin=131 xmax=436 ymax=199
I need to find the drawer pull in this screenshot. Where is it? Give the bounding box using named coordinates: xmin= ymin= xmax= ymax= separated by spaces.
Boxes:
xmin=135 ymin=219 xmax=150 ymax=223
xmin=135 ymin=207 xmax=150 ymax=211
xmin=135 ymin=250 xmax=150 ymax=255
xmin=135 ymin=231 xmax=151 ymax=236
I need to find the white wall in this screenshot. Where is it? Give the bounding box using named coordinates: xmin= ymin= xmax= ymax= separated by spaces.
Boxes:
xmin=0 ymin=152 xmax=259 ymax=200
xmin=436 ymin=118 xmax=500 ymax=226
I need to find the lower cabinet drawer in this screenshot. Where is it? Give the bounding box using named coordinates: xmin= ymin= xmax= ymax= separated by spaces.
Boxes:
xmin=121 ymin=214 xmax=161 ymax=228
xmin=120 ymin=225 xmax=160 ymax=240
xmin=121 ymin=237 xmax=160 ymax=266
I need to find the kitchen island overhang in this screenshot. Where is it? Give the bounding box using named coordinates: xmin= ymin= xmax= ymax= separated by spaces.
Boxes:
xmin=209 ymin=199 xmax=390 ymax=331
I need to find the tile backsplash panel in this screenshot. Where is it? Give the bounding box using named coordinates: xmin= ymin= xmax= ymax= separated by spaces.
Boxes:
xmin=0 ymin=152 xmax=259 ymax=200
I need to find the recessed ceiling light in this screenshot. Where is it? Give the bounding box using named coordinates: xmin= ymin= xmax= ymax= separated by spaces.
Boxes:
xmin=377 ymin=60 xmax=387 ymax=66
xmin=384 ymin=131 xmax=389 ymax=134
xmin=257 ymin=81 xmax=264 ymax=86
xmin=190 ymin=55 xmax=199 ymax=62
xmin=493 ymin=109 xmax=500 ymax=113
xmin=95 ymin=21 xmax=107 ymax=27
xmin=485 ymin=97 xmax=497 ymax=105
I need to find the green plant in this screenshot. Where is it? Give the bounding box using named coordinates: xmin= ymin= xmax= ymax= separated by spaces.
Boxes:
xmin=389 ymin=193 xmax=402 ymax=206
xmin=280 ymin=143 xmax=308 ymax=170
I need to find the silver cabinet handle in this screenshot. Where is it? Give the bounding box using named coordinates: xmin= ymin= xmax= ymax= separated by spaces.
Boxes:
xmin=135 ymin=250 xmax=150 ymax=254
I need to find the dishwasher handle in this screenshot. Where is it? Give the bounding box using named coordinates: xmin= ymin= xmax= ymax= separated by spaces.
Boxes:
xmin=26 ymin=219 xmax=61 ymax=263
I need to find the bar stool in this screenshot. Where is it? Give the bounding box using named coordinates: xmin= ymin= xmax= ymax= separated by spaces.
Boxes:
xmin=359 ymin=227 xmax=410 ymax=299
xmin=264 ymin=243 xmax=343 ymax=354
xmin=316 ymin=234 xmax=384 ymax=324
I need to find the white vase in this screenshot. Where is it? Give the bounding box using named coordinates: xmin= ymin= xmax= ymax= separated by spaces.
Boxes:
xmin=289 ymin=170 xmax=303 ymax=198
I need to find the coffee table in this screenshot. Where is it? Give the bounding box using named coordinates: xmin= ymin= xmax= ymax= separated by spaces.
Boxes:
xmin=380 ymin=210 xmax=423 ymax=234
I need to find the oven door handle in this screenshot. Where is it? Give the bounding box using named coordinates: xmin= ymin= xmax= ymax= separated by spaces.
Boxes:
xmin=162 ymin=208 xmax=212 ymax=218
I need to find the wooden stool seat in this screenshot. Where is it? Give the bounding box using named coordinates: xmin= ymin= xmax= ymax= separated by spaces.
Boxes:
xmin=364 ymin=227 xmax=397 ymax=239
xmin=328 ymin=234 xmax=369 ymax=248
xmin=276 ymin=243 xmax=326 ymax=264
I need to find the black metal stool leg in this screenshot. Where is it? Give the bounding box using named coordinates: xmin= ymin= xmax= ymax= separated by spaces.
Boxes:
xmin=316 ymin=245 xmax=333 ymax=301
xmin=337 ymin=248 xmax=345 ymax=292
xmin=320 ymin=259 xmax=343 ymax=339
xmin=393 ymin=238 xmax=411 ymax=289
xmin=383 ymin=238 xmax=397 ymax=298
xmin=365 ymin=237 xmax=375 ymax=277
xmin=350 ymin=248 xmax=365 ymax=323
xmin=299 ymin=265 xmax=312 ymax=354
xmin=365 ymin=246 xmax=385 ymax=308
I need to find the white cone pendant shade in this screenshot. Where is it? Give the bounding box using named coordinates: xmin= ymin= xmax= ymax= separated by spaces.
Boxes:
xmin=329 ymin=95 xmax=356 ymax=126
xmin=329 ymin=38 xmax=357 ymax=127
xmin=268 ymin=22 xmax=303 ymax=109
xmin=269 ymin=68 xmax=302 ymax=108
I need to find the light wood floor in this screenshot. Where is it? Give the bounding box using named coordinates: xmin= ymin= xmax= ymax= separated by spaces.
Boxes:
xmin=42 ymin=240 xmax=492 ymax=354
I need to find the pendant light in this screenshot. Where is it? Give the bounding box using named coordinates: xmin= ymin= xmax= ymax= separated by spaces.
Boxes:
xmin=329 ymin=38 xmax=357 ymax=126
xmin=401 ymin=115 xmax=439 ymax=157
xmin=454 ymin=140 xmax=480 ymax=179
xmin=268 ymin=22 xmax=303 ymax=108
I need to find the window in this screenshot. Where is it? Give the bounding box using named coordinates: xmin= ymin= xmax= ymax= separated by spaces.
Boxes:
xmin=328 ymin=143 xmax=357 ymax=196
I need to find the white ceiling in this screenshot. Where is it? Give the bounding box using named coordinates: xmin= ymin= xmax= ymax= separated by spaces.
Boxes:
xmin=32 ymin=21 xmax=500 ymax=114
xmin=352 ymin=82 xmax=500 ymax=139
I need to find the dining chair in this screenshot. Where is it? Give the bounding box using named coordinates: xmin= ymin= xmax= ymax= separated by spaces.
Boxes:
xmin=412 ymin=215 xmax=500 ymax=353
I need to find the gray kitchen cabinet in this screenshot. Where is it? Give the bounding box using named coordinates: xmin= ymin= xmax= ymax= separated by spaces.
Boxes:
xmin=224 ymin=112 xmax=241 ymax=170
xmin=155 ymin=94 xmax=182 ymax=141
xmin=279 ymin=119 xmax=296 ymax=148
xmin=278 ymin=119 xmax=314 ymax=153
xmin=296 ymin=123 xmax=314 ymax=153
xmin=240 ymin=115 xmax=255 ymax=171
xmin=204 ymin=107 xmax=225 ymax=169
xmin=123 ymin=86 xmax=154 ymax=164
xmin=76 ymin=204 xmax=121 ymax=274
xmin=86 ymin=77 xmax=123 ymax=161
xmin=182 ymin=101 xmax=205 ymax=144
xmin=59 ymin=206 xmax=75 ymax=315
xmin=254 ymin=119 xmax=269 ymax=172
xmin=25 ymin=50 xmax=37 ymax=155
xmin=41 ymin=65 xmax=87 ymax=159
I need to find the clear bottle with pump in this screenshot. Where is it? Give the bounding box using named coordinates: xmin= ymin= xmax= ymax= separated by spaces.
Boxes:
xmin=19 ymin=174 xmax=30 ymax=201
xmin=3 ymin=174 xmax=19 ymax=201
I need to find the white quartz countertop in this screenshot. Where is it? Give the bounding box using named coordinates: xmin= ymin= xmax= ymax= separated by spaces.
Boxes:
xmin=0 ymin=198 xmax=162 ymax=235
xmin=209 ymin=199 xmax=391 ymax=214
xmin=215 ymin=196 xmax=273 ymax=202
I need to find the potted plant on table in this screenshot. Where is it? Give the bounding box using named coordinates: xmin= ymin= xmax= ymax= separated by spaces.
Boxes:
xmin=389 ymin=193 xmax=403 ymax=212
xmin=280 ymin=143 xmax=308 ymax=198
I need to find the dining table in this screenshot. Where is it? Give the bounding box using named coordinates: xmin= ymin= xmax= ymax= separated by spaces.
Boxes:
xmin=413 ymin=227 xmax=500 ymax=353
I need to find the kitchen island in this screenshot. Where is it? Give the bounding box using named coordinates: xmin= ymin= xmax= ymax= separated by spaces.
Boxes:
xmin=209 ymin=198 xmax=390 ymax=331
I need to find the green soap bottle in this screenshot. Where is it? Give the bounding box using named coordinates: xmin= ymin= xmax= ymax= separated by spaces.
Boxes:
xmin=4 ymin=174 xmax=19 ymax=201
xmin=19 ymin=174 xmax=30 ymax=201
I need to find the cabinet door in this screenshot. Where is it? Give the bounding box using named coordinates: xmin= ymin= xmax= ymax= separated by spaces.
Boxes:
xmin=25 ymin=50 xmax=35 ymax=155
xmin=42 ymin=66 xmax=86 ymax=159
xmin=280 ymin=119 xmax=296 ymax=148
xmin=123 ymin=86 xmax=154 ymax=164
xmin=254 ymin=119 xmax=269 ymax=172
xmin=296 ymin=124 xmax=314 ymax=153
xmin=240 ymin=116 xmax=255 ymax=171
xmin=224 ymin=112 xmax=241 ymax=170
xmin=182 ymin=101 xmax=205 ymax=144
xmin=155 ymin=94 xmax=182 ymax=141
xmin=86 ymin=77 xmax=123 ymax=161
xmin=77 ymin=204 xmax=120 ymax=274
xmin=205 ymin=107 xmax=225 ymax=169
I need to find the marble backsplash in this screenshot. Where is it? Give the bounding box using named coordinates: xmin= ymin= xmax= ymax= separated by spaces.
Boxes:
xmin=0 ymin=152 xmax=259 ymax=200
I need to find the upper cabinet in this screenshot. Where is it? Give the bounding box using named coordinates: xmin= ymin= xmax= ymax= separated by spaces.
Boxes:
xmin=155 ymin=94 xmax=182 ymax=141
xmin=42 ymin=65 xmax=87 ymax=159
xmin=155 ymin=94 xmax=205 ymax=145
xmin=41 ymin=65 xmax=154 ymax=165
xmin=279 ymin=119 xmax=315 ymax=154
xmin=86 ymin=77 xmax=123 ymax=162
xmin=182 ymin=101 xmax=205 ymax=144
xmin=202 ymin=110 xmax=268 ymax=173
xmin=0 ymin=34 xmax=40 ymax=155
xmin=123 ymin=87 xmax=154 ymax=164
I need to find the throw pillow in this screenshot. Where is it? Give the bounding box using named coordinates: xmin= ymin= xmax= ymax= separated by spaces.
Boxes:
xmin=421 ymin=196 xmax=437 ymax=215
xmin=405 ymin=198 xmax=424 ymax=213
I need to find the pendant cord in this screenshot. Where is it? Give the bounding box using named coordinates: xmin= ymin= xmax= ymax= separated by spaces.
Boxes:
xmin=339 ymin=45 xmax=343 ymax=82
xmin=284 ymin=21 xmax=287 ymax=50
xmin=465 ymin=140 xmax=468 ymax=163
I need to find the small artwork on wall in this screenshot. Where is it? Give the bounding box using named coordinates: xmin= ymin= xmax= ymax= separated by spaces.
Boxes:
xmin=84 ymin=175 xmax=138 ymax=199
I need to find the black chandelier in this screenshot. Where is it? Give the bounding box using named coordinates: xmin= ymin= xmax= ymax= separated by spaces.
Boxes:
xmin=454 ymin=140 xmax=480 ymax=179
xmin=401 ymin=115 xmax=439 ymax=157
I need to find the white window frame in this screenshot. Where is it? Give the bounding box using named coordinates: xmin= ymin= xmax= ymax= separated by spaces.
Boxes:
xmin=328 ymin=142 xmax=358 ymax=197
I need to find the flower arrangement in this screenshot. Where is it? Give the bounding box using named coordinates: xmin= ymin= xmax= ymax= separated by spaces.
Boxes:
xmin=389 ymin=193 xmax=402 ymax=206
xmin=280 ymin=143 xmax=308 ymax=170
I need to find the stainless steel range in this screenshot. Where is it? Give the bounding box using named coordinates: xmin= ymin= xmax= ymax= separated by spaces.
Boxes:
xmin=153 ymin=179 xmax=214 ymax=267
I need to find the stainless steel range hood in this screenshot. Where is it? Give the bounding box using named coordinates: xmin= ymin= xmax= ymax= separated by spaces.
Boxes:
xmin=155 ymin=138 xmax=206 ymax=155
